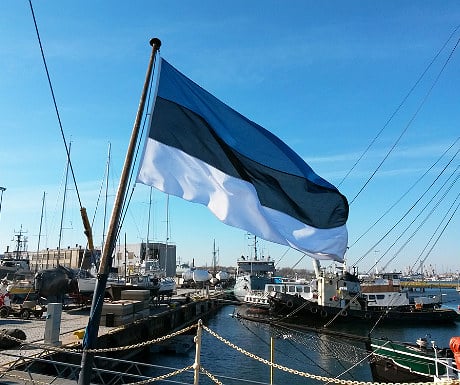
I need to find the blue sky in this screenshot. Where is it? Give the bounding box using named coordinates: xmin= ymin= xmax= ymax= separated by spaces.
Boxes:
xmin=0 ymin=1 xmax=459 ymax=274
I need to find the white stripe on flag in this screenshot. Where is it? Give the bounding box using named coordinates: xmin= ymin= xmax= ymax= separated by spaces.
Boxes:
xmin=138 ymin=138 xmax=347 ymax=260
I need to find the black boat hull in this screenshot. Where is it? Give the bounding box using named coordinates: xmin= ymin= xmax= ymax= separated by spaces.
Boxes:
xmin=268 ymin=292 xmax=459 ymax=324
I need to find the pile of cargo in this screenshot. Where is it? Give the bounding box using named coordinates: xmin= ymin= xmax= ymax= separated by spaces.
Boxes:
xmin=101 ymin=290 xmax=150 ymax=327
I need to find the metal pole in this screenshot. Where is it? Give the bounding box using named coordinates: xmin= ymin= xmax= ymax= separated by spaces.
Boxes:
xmin=124 ymin=232 xmax=127 ymax=281
xmin=36 ymin=192 xmax=46 ymax=272
xmin=58 ymin=142 xmax=71 ymax=264
xmin=270 ymin=336 xmax=274 ymax=384
xmin=0 ymin=186 xmax=6 ymax=223
xmin=193 ymin=319 xmax=203 ymax=385
xmin=78 ymin=37 xmax=161 ymax=385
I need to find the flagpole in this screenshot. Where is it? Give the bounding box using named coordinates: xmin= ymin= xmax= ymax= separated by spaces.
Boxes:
xmin=78 ymin=37 xmax=161 ymax=385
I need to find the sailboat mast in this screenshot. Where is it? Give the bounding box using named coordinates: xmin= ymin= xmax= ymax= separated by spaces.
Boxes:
xmin=146 ymin=186 xmax=153 ymax=260
xmin=58 ymin=141 xmax=71 ymax=263
xmin=101 ymin=142 xmax=111 ymax=251
xmin=213 ymin=239 xmax=217 ymax=275
xmin=165 ymin=194 xmax=169 ymax=270
xmin=78 ymin=38 xmax=162 ymax=385
xmin=36 ymin=191 xmax=46 ymax=272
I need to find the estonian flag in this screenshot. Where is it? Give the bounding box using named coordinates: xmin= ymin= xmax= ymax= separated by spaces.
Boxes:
xmin=137 ymin=58 xmax=349 ymax=261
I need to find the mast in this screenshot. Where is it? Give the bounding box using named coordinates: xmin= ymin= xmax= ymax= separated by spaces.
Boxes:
xmin=101 ymin=142 xmax=111 ymax=252
xmin=13 ymin=226 xmax=28 ymax=260
xmin=146 ymin=186 xmax=153 ymax=260
xmin=58 ymin=141 xmax=71 ymax=263
xmin=165 ymin=194 xmax=169 ymax=270
xmin=36 ymin=192 xmax=46 ymax=272
xmin=212 ymin=239 xmax=217 ymax=275
xmin=78 ymin=38 xmax=161 ymax=385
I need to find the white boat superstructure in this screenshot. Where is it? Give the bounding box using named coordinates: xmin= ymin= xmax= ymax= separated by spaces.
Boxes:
xmin=361 ymin=272 xmax=442 ymax=310
xmin=233 ymin=255 xmax=276 ymax=302
xmin=244 ymin=279 xmax=314 ymax=309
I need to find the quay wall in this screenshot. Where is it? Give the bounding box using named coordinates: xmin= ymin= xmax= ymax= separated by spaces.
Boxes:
xmin=96 ymin=297 xmax=221 ymax=355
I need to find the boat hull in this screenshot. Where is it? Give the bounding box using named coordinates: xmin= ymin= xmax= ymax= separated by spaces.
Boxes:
xmin=367 ymin=337 xmax=458 ymax=383
xmin=268 ymin=292 xmax=459 ymax=324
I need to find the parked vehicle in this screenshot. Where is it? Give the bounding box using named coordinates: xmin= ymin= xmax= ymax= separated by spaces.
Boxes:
xmin=0 ymin=298 xmax=45 ymax=320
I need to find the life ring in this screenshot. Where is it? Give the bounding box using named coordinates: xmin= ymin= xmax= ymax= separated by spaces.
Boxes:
xmin=286 ymin=300 xmax=293 ymax=308
xmin=311 ymin=307 xmax=318 ymax=314
xmin=364 ymin=312 xmax=371 ymax=320
xmin=320 ymin=310 xmax=328 ymax=318
xmin=340 ymin=310 xmax=348 ymax=317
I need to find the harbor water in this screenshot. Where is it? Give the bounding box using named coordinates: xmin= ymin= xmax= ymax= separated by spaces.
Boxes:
xmin=144 ymin=288 xmax=460 ymax=385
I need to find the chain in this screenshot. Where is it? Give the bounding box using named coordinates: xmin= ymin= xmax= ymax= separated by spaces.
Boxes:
xmin=0 ymin=323 xmax=197 ymax=354
xmin=3 ymin=322 xmax=458 ymax=385
xmin=123 ymin=364 xmax=194 ymax=385
xmin=202 ymin=325 xmax=455 ymax=385
xmin=0 ymin=370 xmax=51 ymax=385
xmin=201 ymin=365 xmax=224 ymax=385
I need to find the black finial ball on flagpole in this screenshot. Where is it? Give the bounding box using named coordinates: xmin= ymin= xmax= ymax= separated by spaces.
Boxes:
xmin=150 ymin=38 xmax=162 ymax=48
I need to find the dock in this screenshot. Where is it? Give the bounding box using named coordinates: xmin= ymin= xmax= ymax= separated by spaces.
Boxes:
xmin=400 ymin=281 xmax=459 ymax=289
xmin=0 ymin=288 xmax=227 ymax=384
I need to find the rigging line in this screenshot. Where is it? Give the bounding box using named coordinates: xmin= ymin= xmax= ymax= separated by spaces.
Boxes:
xmin=382 ymin=169 xmax=460 ymax=271
xmin=414 ymin=190 xmax=460 ymax=272
xmin=338 ymin=24 xmax=460 ymax=189
xmin=290 ymin=253 xmax=307 ymax=270
xmin=286 ymin=336 xmax=353 ymax=379
xmin=28 ymin=0 xmax=82 ymax=208
xmin=348 ymin=136 xmax=459 ymax=250
xmin=375 ymin=165 xmax=459 ymax=271
xmin=324 ymin=346 xmax=375 ymax=385
xmin=237 ymin=318 xmax=325 ymax=373
xmin=352 ymin=146 xmax=458 ymax=269
xmin=272 ymin=323 xmax=364 ymax=377
xmin=274 ymin=247 xmax=291 ymax=268
xmin=412 ymin=193 xmax=459 ymax=274
xmin=90 ymin=144 xmax=111 ymax=234
xmin=412 ymin=187 xmax=458 ymax=270
xmin=349 ymin=36 xmax=460 ymax=206
xmin=116 ymin=52 xmax=158 ymax=244
xmin=268 ymin=325 xmax=351 ymax=378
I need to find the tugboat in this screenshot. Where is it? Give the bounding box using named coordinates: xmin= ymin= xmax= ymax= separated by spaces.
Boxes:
xmin=267 ymin=260 xmax=459 ymax=325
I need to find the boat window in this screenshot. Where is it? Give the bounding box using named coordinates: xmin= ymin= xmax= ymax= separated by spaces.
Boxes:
xmin=368 ymin=295 xmax=376 ymax=300
xmin=296 ymin=286 xmax=303 ymax=293
xmin=275 ymin=286 xmax=281 ymax=292
xmin=303 ymin=286 xmax=310 ymax=293
xmin=376 ymin=295 xmax=385 ymax=300
xmin=288 ymin=286 xmax=295 ymax=293
xmin=267 ymin=285 xmax=274 ymax=292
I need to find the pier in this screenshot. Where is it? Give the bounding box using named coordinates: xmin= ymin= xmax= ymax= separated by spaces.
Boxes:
xmin=400 ymin=281 xmax=459 ymax=290
xmin=0 ymin=288 xmax=226 ymax=384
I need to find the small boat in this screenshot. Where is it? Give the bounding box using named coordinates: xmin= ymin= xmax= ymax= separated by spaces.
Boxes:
xmin=157 ymin=276 xmax=177 ymax=297
xmin=367 ymin=335 xmax=460 ymax=382
xmin=0 ymin=258 xmax=32 ymax=280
